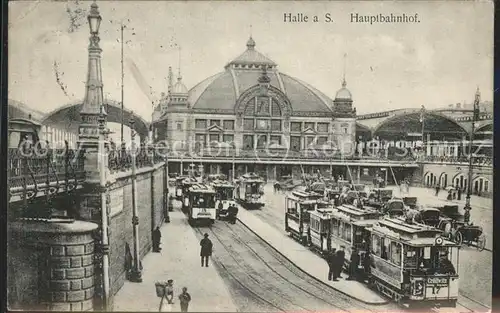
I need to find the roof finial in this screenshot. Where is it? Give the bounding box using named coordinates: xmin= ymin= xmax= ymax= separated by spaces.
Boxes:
xmin=177 ymin=46 xmax=182 ymax=81
xmin=342 ymin=53 xmax=347 ymax=87
xmin=247 ymin=33 xmax=255 ymax=50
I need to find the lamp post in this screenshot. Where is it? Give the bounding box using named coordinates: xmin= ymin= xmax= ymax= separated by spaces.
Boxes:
xmin=129 ymin=114 xmax=143 ymax=282
xmin=465 ymin=87 xmax=480 ymax=207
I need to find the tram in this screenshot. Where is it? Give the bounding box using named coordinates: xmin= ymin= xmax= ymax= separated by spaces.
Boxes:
xmin=308 ymin=208 xmax=335 ymax=255
xmin=186 ymin=183 xmax=217 ymax=226
xmin=235 ymin=173 xmax=265 ymax=210
xmin=180 ymin=177 xmax=198 ymax=212
xmin=175 ymin=176 xmax=189 ymax=200
xmin=323 ymin=204 xmax=381 ymax=268
xmin=367 ymin=217 xmax=460 ymax=308
xmin=285 ymin=190 xmax=329 ymax=245
xmin=212 ymin=180 xmax=236 ymax=220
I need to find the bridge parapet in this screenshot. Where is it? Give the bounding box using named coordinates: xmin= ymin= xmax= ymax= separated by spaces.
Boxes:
xmin=8 ymin=143 xmax=86 ymax=211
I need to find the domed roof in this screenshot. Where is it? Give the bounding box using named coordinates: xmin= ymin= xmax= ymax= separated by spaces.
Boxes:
xmin=188 ymin=37 xmax=333 ymax=114
xmin=172 ymin=77 xmax=188 ymax=94
xmin=335 ymin=79 xmax=352 ymax=100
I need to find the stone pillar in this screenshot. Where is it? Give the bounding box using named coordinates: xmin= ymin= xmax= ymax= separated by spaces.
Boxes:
xmin=9 ymin=219 xmax=98 ymax=311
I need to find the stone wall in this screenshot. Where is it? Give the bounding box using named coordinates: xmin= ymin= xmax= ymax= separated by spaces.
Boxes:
xmin=8 ymin=219 xmax=98 ymax=311
xmin=106 ymin=163 xmax=166 ymax=306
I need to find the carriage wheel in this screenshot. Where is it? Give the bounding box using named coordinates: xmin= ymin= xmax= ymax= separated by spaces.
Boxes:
xmin=454 ymin=231 xmax=463 ymax=245
xmin=477 ymin=234 xmax=486 ymax=251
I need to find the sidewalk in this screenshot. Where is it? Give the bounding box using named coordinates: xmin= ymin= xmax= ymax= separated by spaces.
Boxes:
xmin=236 ymin=208 xmax=388 ymax=305
xmin=113 ymin=211 xmax=237 ymax=312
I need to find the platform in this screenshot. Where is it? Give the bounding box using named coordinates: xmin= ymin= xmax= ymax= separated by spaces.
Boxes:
xmin=113 ymin=211 xmax=237 ymax=312
xmin=236 ymin=208 xmax=389 ymax=305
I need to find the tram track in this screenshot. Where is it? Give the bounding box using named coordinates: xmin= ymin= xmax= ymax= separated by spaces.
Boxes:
xmin=193 ymin=220 xmax=403 ymax=313
xmin=193 ymin=227 xmax=285 ymax=312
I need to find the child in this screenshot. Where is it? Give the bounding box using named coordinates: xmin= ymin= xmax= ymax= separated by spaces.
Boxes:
xmin=179 ymin=287 xmax=191 ymax=312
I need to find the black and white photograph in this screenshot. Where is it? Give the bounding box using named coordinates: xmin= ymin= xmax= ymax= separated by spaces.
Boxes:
xmin=7 ymin=1 xmax=493 ymax=312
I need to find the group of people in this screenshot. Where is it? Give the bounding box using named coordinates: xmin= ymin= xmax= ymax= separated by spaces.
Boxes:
xmin=158 ymin=279 xmax=192 ymax=312
xmin=217 ymin=201 xmax=239 ymax=224
xmin=326 ymin=246 xmax=371 ymax=282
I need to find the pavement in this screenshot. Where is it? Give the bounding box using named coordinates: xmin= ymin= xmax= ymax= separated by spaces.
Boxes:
xmin=236 ymin=208 xmax=389 ymax=305
xmin=113 ymin=210 xmax=237 ymax=312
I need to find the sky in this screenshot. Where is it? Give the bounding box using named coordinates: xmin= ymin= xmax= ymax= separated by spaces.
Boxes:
xmin=8 ymin=0 xmax=494 ymax=121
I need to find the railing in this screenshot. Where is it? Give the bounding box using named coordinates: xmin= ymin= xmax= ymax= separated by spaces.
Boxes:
xmin=161 ymin=147 xmax=419 ymax=163
xmin=417 ymin=155 xmax=492 ymax=166
xmin=107 ymin=142 xmax=165 ymax=173
xmin=8 ymin=142 xmax=86 ymax=215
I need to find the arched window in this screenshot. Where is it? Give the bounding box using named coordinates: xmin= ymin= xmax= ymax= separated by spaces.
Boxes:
xmin=242 ymin=95 xmax=284 ymax=149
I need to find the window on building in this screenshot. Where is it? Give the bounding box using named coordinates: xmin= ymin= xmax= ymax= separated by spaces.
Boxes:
xmin=195 ymin=134 xmax=206 ymax=146
xmin=305 ymin=136 xmax=314 ymax=147
xmin=363 ymin=168 xmax=369 ymax=176
xmin=304 ymin=122 xmax=314 ymax=130
xmin=195 ymin=119 xmax=207 ymax=129
xmin=176 ymin=121 xmax=183 ymax=130
xmin=243 ymin=135 xmax=254 ymax=149
xmin=317 ymin=136 xmax=328 ymax=146
xmin=257 ymin=135 xmax=267 ymax=148
xmin=343 ymin=128 xmax=348 ymax=134
xmin=290 ymin=136 xmax=301 ymax=151
xmin=209 ymin=134 xmax=219 ymax=143
xmin=256 ymin=97 xmax=270 ymax=115
xmin=223 ymin=134 xmax=234 ymax=145
xmin=291 ymin=122 xmax=302 ymax=132
xmin=243 ymin=119 xmax=254 ymax=131
xmin=223 ymin=120 xmax=235 ymax=130
xmin=485 ymin=180 xmax=489 ymax=192
xmin=317 ymin=123 xmax=329 ymax=133
xmin=256 ymin=119 xmax=270 ymax=131
xmin=270 ymin=135 xmax=282 ymax=145
xmin=271 ymin=99 xmax=281 ymax=116
xmin=271 ymin=120 xmax=281 ymax=131
xmin=209 ymin=120 xmax=221 ymax=127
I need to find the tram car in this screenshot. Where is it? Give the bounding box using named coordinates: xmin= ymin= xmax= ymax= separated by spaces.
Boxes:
xmin=285 ymin=190 xmax=329 ymax=245
xmin=186 ymin=183 xmax=217 ymax=226
xmin=212 ymin=180 xmax=236 ymax=220
xmin=174 ymin=176 xmax=189 ymax=200
xmin=325 ymin=204 xmax=382 ymax=267
xmin=367 ymin=217 xmax=460 ymax=308
xmin=180 ymin=177 xmax=198 ymax=212
xmin=235 ymin=173 xmax=265 ymax=210
xmin=308 ymin=208 xmax=336 ymax=256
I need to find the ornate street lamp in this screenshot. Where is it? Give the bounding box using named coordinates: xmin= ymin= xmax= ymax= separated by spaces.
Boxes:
xmin=88 ymin=2 xmax=102 ymax=35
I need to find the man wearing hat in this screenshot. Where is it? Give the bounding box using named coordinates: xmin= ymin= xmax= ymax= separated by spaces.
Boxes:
xmin=335 ymin=246 xmax=346 ymax=279
xmin=200 ymin=233 xmax=213 ymax=267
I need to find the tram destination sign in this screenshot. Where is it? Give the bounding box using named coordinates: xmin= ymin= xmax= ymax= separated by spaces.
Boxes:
xmin=427 ymin=277 xmax=448 ymax=286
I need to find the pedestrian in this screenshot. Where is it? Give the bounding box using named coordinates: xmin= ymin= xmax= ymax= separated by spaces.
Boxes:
xmin=457 ymin=188 xmax=462 ymax=201
xmin=435 ymin=184 xmax=440 ymax=196
xmin=165 ymin=279 xmax=174 ymax=304
xmin=463 ymin=205 xmax=471 ymax=225
xmin=178 ymin=287 xmax=191 ymax=312
xmin=228 ymin=203 xmax=238 ymax=224
xmin=200 ymin=233 xmax=213 ymax=267
xmin=327 ymin=248 xmax=337 ymax=281
xmin=168 ymin=195 xmax=174 ymax=212
xmin=217 ymin=201 xmax=224 ymax=220
xmin=335 ymin=246 xmax=346 ymax=279
xmin=347 ymin=248 xmax=360 ymax=280
xmin=152 ymin=226 xmax=162 ymax=253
